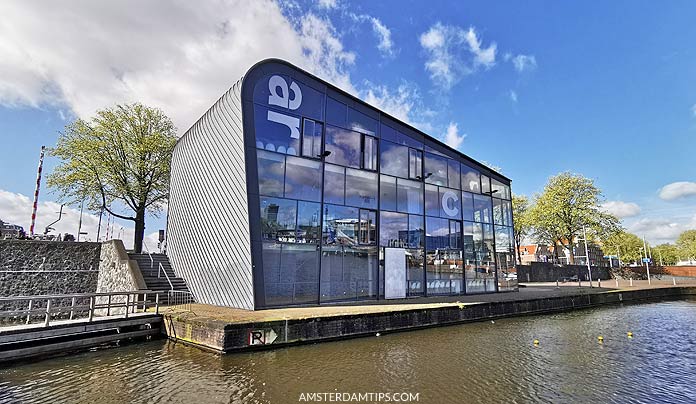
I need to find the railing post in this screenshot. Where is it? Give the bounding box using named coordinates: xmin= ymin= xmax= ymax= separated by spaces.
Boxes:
xmin=44 ymin=299 xmax=51 ymax=327
xmin=142 ymin=292 xmax=147 ymax=312
xmin=89 ymin=296 xmax=94 ymax=322
xmin=25 ymin=299 xmax=33 ymax=325
xmin=155 ymin=293 xmax=160 ymax=315
xmin=107 ymin=294 xmax=111 ymax=316
xmin=125 ymin=294 xmax=130 ymax=318
xmin=69 ymin=296 xmax=76 ymax=320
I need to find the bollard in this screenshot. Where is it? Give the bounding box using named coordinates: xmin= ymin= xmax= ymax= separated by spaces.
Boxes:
xmin=598 ymin=278 xmax=601 ymax=288
xmin=630 ymin=278 xmax=633 ymax=287
xmin=556 ymin=279 xmax=559 ymax=288
xmin=673 ymin=277 xmax=676 ymax=286
xmin=615 ymin=279 xmax=619 ymax=288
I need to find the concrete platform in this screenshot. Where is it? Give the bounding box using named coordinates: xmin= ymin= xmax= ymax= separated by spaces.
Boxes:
xmin=162 ymin=284 xmax=696 ymax=353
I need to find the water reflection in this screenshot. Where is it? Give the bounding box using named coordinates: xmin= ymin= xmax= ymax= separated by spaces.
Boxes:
xmin=2 ymin=301 xmax=696 ymax=404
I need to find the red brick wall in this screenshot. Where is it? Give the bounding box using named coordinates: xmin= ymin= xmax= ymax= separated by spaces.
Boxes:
xmin=663 ymin=266 xmax=696 ymax=277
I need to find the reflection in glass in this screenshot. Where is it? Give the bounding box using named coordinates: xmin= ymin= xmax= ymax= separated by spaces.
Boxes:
xmin=408 ymin=215 xmax=424 ymax=248
xmin=462 ymin=192 xmax=474 ymax=222
xmin=326 ymin=97 xmax=346 ymax=128
xmin=380 ymin=140 xmax=408 ymax=178
xmin=481 ymin=174 xmax=491 ymax=195
xmin=409 ymin=149 xmax=422 ymax=179
xmin=257 ymin=150 xmax=285 ymax=197
xmin=425 ymin=184 xmax=439 ymax=217
xmin=461 ymin=163 xmax=481 ymax=193
xmin=347 ymin=107 xmax=378 ymax=135
xmin=363 ymin=135 xmax=378 ymax=171
xmin=448 ymin=159 xmax=460 ymax=189
xmin=323 ymin=204 xmax=359 ymax=245
xmin=263 ymin=242 xmax=319 ymax=306
xmin=260 ymin=197 xmax=297 ymax=242
xmin=301 ymin=119 xmax=323 ymax=158
xmin=439 ymin=187 xmax=461 ymax=219
xmin=345 ymin=169 xmax=378 ymax=209
xmin=493 ymin=197 xmax=504 ymax=225
xmin=379 ymin=175 xmax=397 ymax=211
xmin=379 ymin=211 xmax=408 ymax=247
xmin=297 ymin=201 xmax=321 ymax=244
xmin=473 ymin=194 xmax=492 ymax=223
xmin=425 ymin=152 xmax=448 ymax=186
xmin=284 ymin=156 xmax=322 ymax=202
xmin=397 ymin=178 xmax=423 ymax=214
xmin=359 ymin=210 xmax=377 ymax=245
xmin=254 ymin=105 xmax=300 ymax=155
xmin=320 ymin=245 xmax=378 ymax=302
xmin=425 ymin=216 xmax=449 ymax=250
xmin=325 ymin=125 xmax=361 ymax=168
xmin=406 ymin=248 xmax=424 ymax=296
xmin=323 ymin=164 xmax=345 ymax=205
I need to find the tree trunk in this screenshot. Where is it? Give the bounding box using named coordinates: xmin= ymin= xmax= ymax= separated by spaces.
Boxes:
xmin=134 ymin=207 xmax=146 ymax=253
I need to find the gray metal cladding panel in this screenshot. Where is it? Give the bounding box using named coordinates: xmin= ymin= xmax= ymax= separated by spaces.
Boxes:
xmin=166 ymin=79 xmax=255 ymax=310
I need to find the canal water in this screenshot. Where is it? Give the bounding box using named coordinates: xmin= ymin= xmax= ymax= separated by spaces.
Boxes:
xmin=1 ymin=300 xmax=695 ymax=404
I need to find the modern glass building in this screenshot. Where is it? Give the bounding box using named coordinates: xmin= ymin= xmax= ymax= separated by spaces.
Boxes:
xmin=166 ymin=59 xmax=515 ymax=310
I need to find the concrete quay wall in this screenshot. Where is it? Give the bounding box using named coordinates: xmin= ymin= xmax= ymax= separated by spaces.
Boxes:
xmin=162 ymin=286 xmax=696 ymax=353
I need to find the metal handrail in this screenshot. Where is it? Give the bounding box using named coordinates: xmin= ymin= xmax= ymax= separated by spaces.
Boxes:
xmin=0 ymin=290 xmax=168 ymax=327
xmin=158 ymin=262 xmax=174 ymax=291
xmin=142 ymin=241 xmax=154 ymax=269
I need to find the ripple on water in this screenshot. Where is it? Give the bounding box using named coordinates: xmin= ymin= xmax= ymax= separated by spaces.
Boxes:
xmin=1 ymin=300 xmax=696 ymax=404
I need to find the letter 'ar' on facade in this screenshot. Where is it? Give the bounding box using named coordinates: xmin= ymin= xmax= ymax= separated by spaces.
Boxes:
xmin=166 ymin=59 xmax=516 ymax=310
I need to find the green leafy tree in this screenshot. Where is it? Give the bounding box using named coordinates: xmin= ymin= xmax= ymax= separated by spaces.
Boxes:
xmin=512 ymin=194 xmax=532 ymax=265
xmin=602 ymin=231 xmax=644 ymax=265
xmin=48 ymin=103 xmax=177 ymax=253
xmin=676 ymin=230 xmax=696 ymax=261
xmin=652 ymin=243 xmax=679 ymax=266
xmin=528 ymin=172 xmax=620 ymax=264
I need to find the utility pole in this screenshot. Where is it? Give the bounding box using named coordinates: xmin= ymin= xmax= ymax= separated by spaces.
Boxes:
xmin=29 ymin=146 xmax=46 ymax=238
xmin=643 ymin=236 xmax=651 ymax=285
xmin=583 ymin=226 xmax=593 ymax=287
xmin=77 ymin=199 xmax=84 ymax=242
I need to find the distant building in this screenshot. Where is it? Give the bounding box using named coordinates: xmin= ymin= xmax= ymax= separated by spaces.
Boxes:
xmin=519 ymin=241 xmax=606 ymax=266
xmin=0 ymin=219 xmax=25 ymax=239
xmin=518 ymin=244 xmax=555 ymax=264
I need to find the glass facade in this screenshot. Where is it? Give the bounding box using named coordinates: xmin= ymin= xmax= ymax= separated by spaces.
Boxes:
xmin=250 ymin=72 xmax=514 ymax=307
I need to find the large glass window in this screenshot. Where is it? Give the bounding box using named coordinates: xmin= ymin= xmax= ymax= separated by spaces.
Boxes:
xmin=493 ymin=197 xmax=504 ymax=225
xmin=359 ymin=210 xmax=377 ymax=245
xmin=254 ymin=104 xmax=300 ymax=155
xmin=301 ymin=118 xmax=323 ymax=158
xmin=325 ymin=125 xmax=361 ymax=168
xmin=409 ymin=149 xmax=423 ymax=180
xmin=260 ymin=197 xmax=297 ymax=242
xmin=481 ymin=174 xmax=491 ymax=195
xmin=448 ymin=159 xmax=461 ymax=189
xmin=379 ymin=211 xmax=408 ymax=247
xmin=323 ymin=164 xmax=345 ymax=205
xmin=473 ymin=194 xmax=492 ymax=223
xmin=323 ymin=204 xmax=359 ymax=245
xmin=462 ymin=192 xmax=474 ymax=222
xmin=424 ymin=153 xmax=448 ymax=186
xmin=407 ymin=248 xmax=424 ymax=296
xmin=363 ymin=135 xmax=378 ymax=171
xmin=345 ymin=168 xmax=378 ymax=209
xmin=380 ymin=140 xmax=408 ymax=178
xmin=263 ymin=242 xmax=319 ymax=306
xmin=379 ymin=175 xmax=397 ymax=211
xmin=408 ymin=215 xmax=424 ymax=248
xmin=297 ymin=201 xmax=321 ymax=244
xmin=326 ymin=97 xmax=347 ymax=128
xmin=257 ymin=150 xmax=285 ymax=197
xmin=426 ymin=216 xmax=450 ymax=250
xmin=461 ymin=163 xmax=481 ymax=193
xmin=425 ymin=184 xmax=439 ymax=217
xmin=320 ymin=246 xmax=378 ymax=302
xmin=284 ymin=156 xmax=322 ymax=202
xmin=347 ymin=107 xmax=378 ymax=135
xmin=397 ymin=178 xmax=423 ymax=214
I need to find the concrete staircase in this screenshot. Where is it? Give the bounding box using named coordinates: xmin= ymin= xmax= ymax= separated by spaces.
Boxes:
xmin=128 ymin=253 xmax=192 ymax=306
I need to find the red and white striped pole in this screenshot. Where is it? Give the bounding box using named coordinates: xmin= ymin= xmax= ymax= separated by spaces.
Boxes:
xmin=29 ymin=145 xmax=46 ymax=238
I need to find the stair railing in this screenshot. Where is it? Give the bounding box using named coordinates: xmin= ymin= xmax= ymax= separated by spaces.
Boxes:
xmin=142 ymin=241 xmax=154 ymax=269
xmin=158 ymin=262 xmax=174 ymax=291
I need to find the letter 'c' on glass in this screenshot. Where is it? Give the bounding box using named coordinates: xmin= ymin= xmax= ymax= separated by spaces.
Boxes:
xmin=441 ymin=190 xmax=459 ymax=217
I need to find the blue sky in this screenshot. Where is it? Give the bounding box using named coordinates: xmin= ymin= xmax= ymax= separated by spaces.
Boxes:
xmin=0 ymin=0 xmax=694 ymax=245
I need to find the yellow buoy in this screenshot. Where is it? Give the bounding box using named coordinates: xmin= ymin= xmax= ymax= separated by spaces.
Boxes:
xmin=627 ymin=332 xmax=633 ymax=338
xmin=533 ymin=339 xmax=539 ymax=345
xmin=598 ymin=336 xmax=604 ymax=343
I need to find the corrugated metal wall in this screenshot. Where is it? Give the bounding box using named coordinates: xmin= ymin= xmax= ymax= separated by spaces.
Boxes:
xmin=166 ymin=79 xmax=255 ymax=310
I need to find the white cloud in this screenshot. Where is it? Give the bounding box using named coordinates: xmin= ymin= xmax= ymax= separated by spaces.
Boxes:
xmin=659 ymin=181 xmax=696 ymax=200
xmin=627 ymin=214 xmax=696 ymax=245
xmin=317 ymin=0 xmax=338 ymax=9
xmin=691 ymin=103 xmax=696 ymax=116
xmin=369 ymin=17 xmax=394 ymax=56
xmin=512 ymin=54 xmax=537 ymax=72
xmin=442 ymin=122 xmax=466 ymax=150
xmin=419 ymin=23 xmax=496 ymax=89
xmin=0 ymin=0 xmax=357 ymax=132
xmin=0 ymin=189 xmax=160 ymax=249
xmin=509 ymin=90 xmax=518 ymax=103
xmin=601 ymin=201 xmax=641 ymax=218
xmin=361 ymin=81 xmax=432 ymax=132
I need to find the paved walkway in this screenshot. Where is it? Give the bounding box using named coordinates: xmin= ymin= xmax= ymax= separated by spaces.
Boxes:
xmin=176 ymin=280 xmax=696 ymax=324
